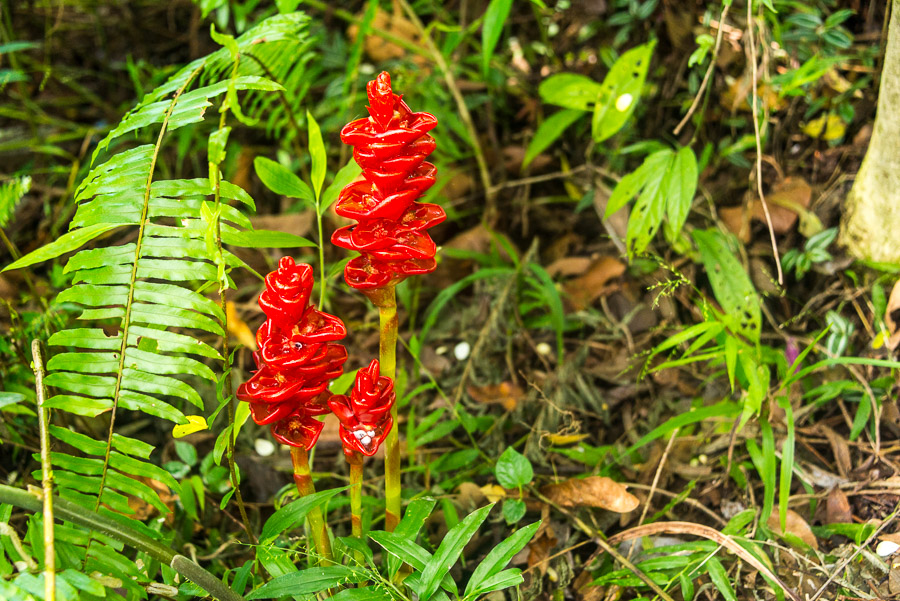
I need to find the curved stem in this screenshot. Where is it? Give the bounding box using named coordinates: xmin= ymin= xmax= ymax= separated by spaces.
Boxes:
xmin=290 ymin=447 xmax=333 ymax=564
xmin=374 ymin=286 xmax=401 ymax=531
xmin=0 ymin=484 xmax=245 ymax=601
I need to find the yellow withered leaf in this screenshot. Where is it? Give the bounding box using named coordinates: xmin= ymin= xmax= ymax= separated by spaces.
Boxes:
xmin=173 ymin=415 xmax=208 ymax=438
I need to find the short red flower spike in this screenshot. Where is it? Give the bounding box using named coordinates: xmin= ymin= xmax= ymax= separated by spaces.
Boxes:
xmin=328 ymin=359 xmax=395 ymax=457
xmin=237 ymin=257 xmax=348 ymax=450
xmin=332 ymin=71 xmax=445 ymax=291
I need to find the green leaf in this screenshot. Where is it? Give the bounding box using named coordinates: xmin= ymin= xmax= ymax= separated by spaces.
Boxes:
xmin=330 ymin=586 xmax=394 ymax=601
xmin=495 ymin=447 xmax=533 ymax=488
xmin=705 ymin=557 xmax=737 ymax=601
xmin=253 ymin=156 xmax=314 ymax=205
xmin=539 ymin=74 xmax=603 ymax=110
xmin=388 ymin=497 xmax=437 ymax=577
xmin=591 ymin=41 xmax=655 ymax=143
xmin=307 ymin=109 xmax=326 ymax=201
xmin=692 ymin=228 xmax=761 ymax=343
xmin=221 ymin=227 xmax=315 ymax=248
xmin=523 ymin=109 xmax=583 ymax=169
xmin=481 ymin=0 xmax=513 ymax=76
xmin=501 ymin=498 xmax=525 ymax=524
xmin=4 ymin=223 xmax=132 ymax=272
xmin=321 ymin=158 xmax=362 ymax=213
xmin=246 ymin=566 xmax=367 ymax=599
xmin=626 ymin=150 xmax=671 ymax=257
xmin=466 ymin=521 xmax=539 ymax=596
xmin=419 ymin=504 xmax=494 ymax=601
xmin=466 ymin=568 xmax=523 ymax=598
xmin=663 ymin=146 xmax=698 ymax=242
xmin=260 ymin=487 xmax=346 ymax=543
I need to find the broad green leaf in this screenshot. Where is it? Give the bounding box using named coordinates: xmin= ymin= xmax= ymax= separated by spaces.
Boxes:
xmin=663 ymin=145 xmax=698 ymax=242
xmin=388 ymin=497 xmax=437 ymax=577
xmin=592 ymin=41 xmax=655 ymax=143
xmin=523 ymin=109 xmax=583 ymax=169
xmin=253 ymin=156 xmax=314 ymax=205
xmin=419 ymin=504 xmax=494 ymax=601
xmin=260 ymin=487 xmax=346 ymax=543
xmin=539 ymin=74 xmax=603 ymax=110
xmin=495 ymin=447 xmax=533 ymax=488
xmin=465 ymin=568 xmax=523 ymax=598
xmin=465 ymin=521 xmax=539 ymax=596
xmin=307 ymin=109 xmax=326 ymax=201
xmin=4 ymin=223 xmax=132 ymax=272
xmin=692 ymin=228 xmax=761 ymax=343
xmin=321 ymin=158 xmax=362 ymax=213
xmin=246 ymin=566 xmax=367 ymax=599
xmin=626 ymin=150 xmax=671 ymax=256
xmin=482 ymin=0 xmax=513 ymax=76
xmin=369 ymin=531 xmax=457 ymax=595
xmin=221 ymin=227 xmax=315 ymax=248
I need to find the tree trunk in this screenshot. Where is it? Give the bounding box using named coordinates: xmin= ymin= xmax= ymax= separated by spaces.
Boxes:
xmin=841 ymin=1 xmax=900 ymax=263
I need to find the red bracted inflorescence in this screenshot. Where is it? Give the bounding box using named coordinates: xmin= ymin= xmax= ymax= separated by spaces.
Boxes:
xmin=328 ymin=359 xmax=395 ymax=457
xmin=332 ymin=71 xmax=445 ymax=290
xmin=237 ymin=257 xmax=348 ymax=449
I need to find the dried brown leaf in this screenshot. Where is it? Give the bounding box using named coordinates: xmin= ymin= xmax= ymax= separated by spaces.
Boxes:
xmin=563 ymin=257 xmax=625 ymax=311
xmin=722 ymin=177 xmax=813 ymax=240
xmin=766 ymin=509 xmax=819 ymax=550
xmin=542 ymin=476 xmax=639 ymax=513
xmin=466 ymin=382 xmax=524 ymax=411
xmin=825 ymin=487 xmax=852 ymax=524
xmin=819 ymin=424 xmax=852 ymax=478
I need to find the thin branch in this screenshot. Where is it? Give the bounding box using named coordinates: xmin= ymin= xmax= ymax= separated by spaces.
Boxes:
xmin=673 ymin=3 xmax=731 ymax=136
xmin=747 ymin=1 xmax=783 ymax=285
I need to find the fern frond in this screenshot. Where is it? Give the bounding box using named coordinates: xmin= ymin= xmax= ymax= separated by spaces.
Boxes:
xmin=0 ymin=175 xmax=31 ymax=229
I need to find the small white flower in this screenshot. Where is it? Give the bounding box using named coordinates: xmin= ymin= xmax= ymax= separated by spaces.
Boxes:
xmin=877 ymin=540 xmax=900 ymax=556
xmin=255 ymin=438 xmax=276 ymax=457
xmin=454 ymin=341 xmax=471 ymax=361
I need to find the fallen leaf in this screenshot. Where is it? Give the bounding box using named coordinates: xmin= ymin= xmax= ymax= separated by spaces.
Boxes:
xmin=825 ymin=487 xmax=852 ymax=524
xmin=886 ymin=280 xmax=900 ymax=350
xmin=546 ymin=257 xmax=593 ymax=278
xmin=766 ymin=509 xmax=818 ymax=550
xmin=722 ymin=177 xmax=815 ymax=241
xmin=481 ymin=484 xmax=507 ymax=503
xmin=348 ymin=0 xmax=426 ymax=67
xmin=803 ymin=113 xmax=846 ymax=141
xmin=544 ymin=433 xmax=590 ymax=445
xmin=819 ymin=424 xmax=852 ymax=478
xmin=467 ymin=382 xmax=524 ymax=411
xmin=227 ymin=301 xmax=257 ymax=351
xmin=573 ymin=568 xmax=605 ymax=601
xmin=526 ymin=517 xmax=557 ymax=577
xmin=173 ymin=415 xmax=208 ymax=438
xmin=563 ymin=257 xmax=625 ymax=311
xmin=542 ymin=476 xmax=639 ymax=513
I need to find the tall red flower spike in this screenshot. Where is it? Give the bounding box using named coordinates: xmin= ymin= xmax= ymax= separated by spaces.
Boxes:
xmin=237 ymin=257 xmax=348 ymax=449
xmin=332 ymin=71 xmax=445 ymax=291
xmin=328 ymin=359 xmax=395 ymax=457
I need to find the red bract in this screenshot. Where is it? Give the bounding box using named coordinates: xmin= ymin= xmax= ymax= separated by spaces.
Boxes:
xmin=332 ymin=71 xmax=445 ymax=291
xmin=328 ymin=359 xmax=395 ymax=457
xmin=237 ymin=257 xmax=348 ymax=449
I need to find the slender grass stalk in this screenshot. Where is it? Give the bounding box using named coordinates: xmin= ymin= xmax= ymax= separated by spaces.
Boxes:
xmin=347 ymin=450 xmax=365 ymax=564
xmin=371 ymin=285 xmax=401 ymax=531
xmin=31 ymin=340 xmax=54 ymax=601
xmin=290 ymin=447 xmax=333 ymax=563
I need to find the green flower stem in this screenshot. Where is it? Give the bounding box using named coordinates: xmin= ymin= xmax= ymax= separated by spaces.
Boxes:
xmin=0 ymin=484 xmax=245 ymax=601
xmin=290 ymin=447 xmax=333 ymax=564
xmin=347 ymin=451 xmax=365 ymax=565
xmin=369 ymin=285 xmax=400 ymax=531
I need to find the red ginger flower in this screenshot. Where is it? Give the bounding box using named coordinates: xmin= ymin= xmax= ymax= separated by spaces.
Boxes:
xmin=237 ymin=257 xmax=348 ymax=449
xmin=328 ymin=359 xmax=395 ymax=457
xmin=332 ymin=71 xmax=445 ymax=291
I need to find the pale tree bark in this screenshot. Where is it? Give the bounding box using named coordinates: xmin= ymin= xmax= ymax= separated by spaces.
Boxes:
xmin=841 ymin=1 xmax=900 ymax=263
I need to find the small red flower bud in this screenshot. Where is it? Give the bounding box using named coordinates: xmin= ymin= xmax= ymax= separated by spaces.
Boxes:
xmin=328 ymin=359 xmax=395 ymax=457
